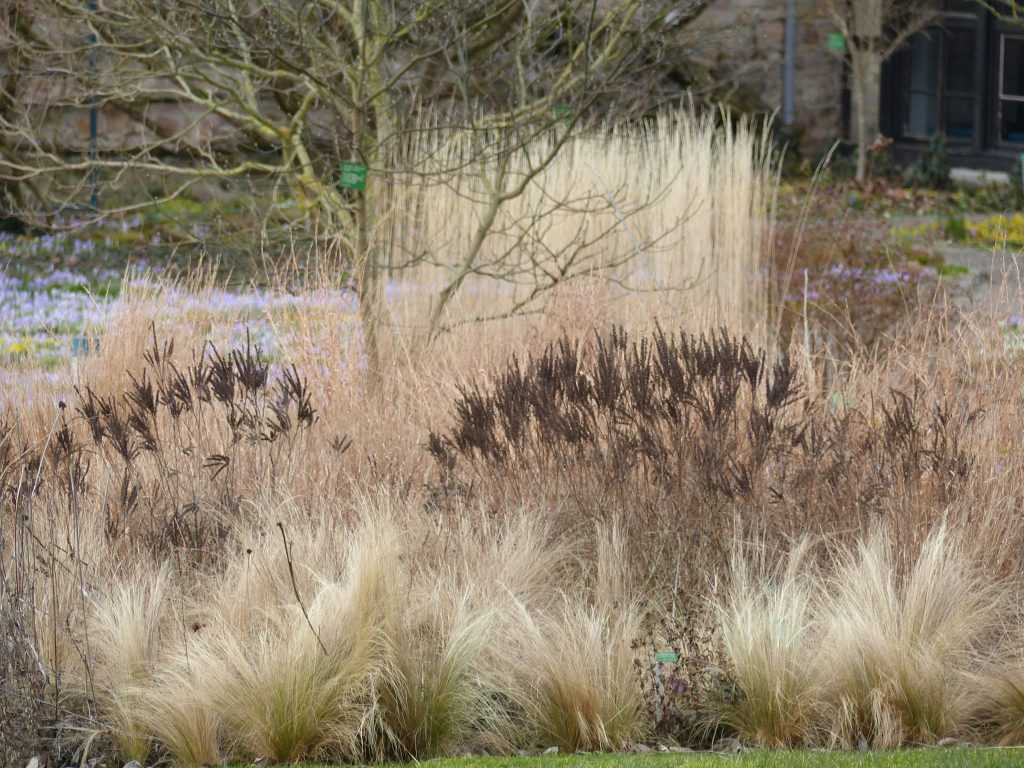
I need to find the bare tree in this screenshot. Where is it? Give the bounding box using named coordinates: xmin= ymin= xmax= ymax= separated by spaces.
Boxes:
xmin=824 ymin=0 xmax=939 ymax=182
xmin=0 ymin=2 xmax=44 ymax=230
xmin=0 ymin=0 xmax=715 ymax=376
xmin=976 ymin=1 xmax=1024 ymax=22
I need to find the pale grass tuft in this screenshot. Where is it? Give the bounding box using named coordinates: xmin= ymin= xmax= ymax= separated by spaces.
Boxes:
xmin=451 ymin=510 xmax=577 ymax=615
xmin=507 ymin=594 xmax=645 ymax=752
xmin=714 ymin=537 xmax=820 ymax=747
xmin=818 ymin=525 xmax=1004 ymax=748
xmin=379 ymin=587 xmax=504 ymax=759
xmin=185 ymin=616 xmax=331 ymax=762
xmin=181 ymin=514 xmax=400 ymax=763
xmin=134 ymin=663 xmax=221 ymax=768
xmin=88 ymin=564 xmax=172 ymax=763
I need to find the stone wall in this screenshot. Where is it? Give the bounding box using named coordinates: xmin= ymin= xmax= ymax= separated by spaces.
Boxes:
xmin=10 ymin=1 xmax=846 ymax=158
xmin=690 ymin=0 xmax=844 ymax=154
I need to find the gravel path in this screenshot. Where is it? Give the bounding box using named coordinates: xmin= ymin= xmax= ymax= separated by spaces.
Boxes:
xmin=934 ymin=243 xmax=1024 ymax=319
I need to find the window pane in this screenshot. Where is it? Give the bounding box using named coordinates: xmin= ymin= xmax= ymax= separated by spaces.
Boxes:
xmin=1002 ymin=101 xmax=1024 ymax=143
xmin=907 ymin=93 xmax=938 ymax=137
xmin=1003 ymin=37 xmax=1024 ymax=98
xmin=908 ymin=33 xmax=940 ymax=93
xmin=945 ymin=26 xmax=975 ymax=93
xmin=945 ymin=95 xmax=975 ymax=139
xmin=901 ymin=31 xmax=940 ymax=138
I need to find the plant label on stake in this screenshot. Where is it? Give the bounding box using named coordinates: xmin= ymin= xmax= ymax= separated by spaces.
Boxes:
xmin=652 ymin=650 xmax=678 ymax=724
xmin=554 ymin=104 xmax=572 ymax=126
xmin=338 ymin=161 xmax=367 ymax=191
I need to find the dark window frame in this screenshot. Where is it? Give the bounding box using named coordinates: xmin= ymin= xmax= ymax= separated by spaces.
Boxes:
xmin=883 ymin=5 xmax=985 ymax=148
xmin=991 ymin=15 xmax=1024 ymax=150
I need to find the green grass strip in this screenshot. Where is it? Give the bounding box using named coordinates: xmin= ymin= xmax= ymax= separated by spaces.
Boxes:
xmin=294 ymin=748 xmax=1024 ymax=768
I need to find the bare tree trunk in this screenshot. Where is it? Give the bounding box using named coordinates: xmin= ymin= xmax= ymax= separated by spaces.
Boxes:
xmin=851 ymin=48 xmax=883 ymax=183
xmin=355 ymin=186 xmax=382 ymax=390
xmin=850 ymin=0 xmax=884 ymax=183
xmin=351 ymin=0 xmax=382 ymax=391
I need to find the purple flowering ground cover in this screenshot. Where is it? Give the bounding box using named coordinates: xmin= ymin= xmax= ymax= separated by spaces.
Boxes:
xmin=5 ymin=182 xmax=1024 ymax=375
xmin=0 ymin=214 xmax=361 ymax=373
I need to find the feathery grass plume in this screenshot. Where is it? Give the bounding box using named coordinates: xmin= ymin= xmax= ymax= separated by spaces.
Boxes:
xmin=507 ymin=593 xmax=645 ymax=752
xmin=88 ymin=563 xmax=172 ymax=763
xmin=378 ymin=586 xmax=503 ymax=759
xmin=595 ymin=518 xmax=632 ymax=612
xmin=183 ymin=610 xmax=344 ymax=764
xmin=200 ymin=505 xmax=350 ymax=639
xmin=818 ymin=525 xmax=1003 ymax=748
xmin=312 ymin=511 xmax=405 ymax=758
xmin=713 ymin=536 xmax=820 ymax=747
xmin=134 ymin=661 xmax=221 ymax=767
xmin=451 ymin=510 xmax=577 ymax=615
xmin=174 ymin=611 xmax=324 ymax=762
xmin=389 ymin=109 xmax=773 ymax=341
xmin=185 ymin=513 xmax=399 ymax=763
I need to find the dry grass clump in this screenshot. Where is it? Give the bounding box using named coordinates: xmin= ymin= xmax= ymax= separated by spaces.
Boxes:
xmin=87 ymin=565 xmax=172 ymax=763
xmin=161 ymin=513 xmax=398 ymax=764
xmin=817 ymin=526 xmax=1003 ymax=748
xmin=499 ymin=523 xmax=645 ymax=753
xmin=378 ymin=589 xmax=500 ymax=759
xmin=714 ymin=538 xmax=820 ymax=747
xmin=387 ymin=110 xmax=773 ymax=342
xmin=505 ymin=595 xmax=645 ymax=752
xmin=133 ymin=663 xmax=222 ymax=768
xmin=715 ymin=526 xmax=1010 ymax=749
xmin=21 ymin=491 xmax=645 ymax=765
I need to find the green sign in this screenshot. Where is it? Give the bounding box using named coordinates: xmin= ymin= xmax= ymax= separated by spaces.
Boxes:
xmin=655 ymin=651 xmax=679 ymax=664
xmin=338 ymin=162 xmax=367 ymax=191
xmin=554 ymin=104 xmax=572 ymax=124
xmin=827 ymin=33 xmax=846 ymax=53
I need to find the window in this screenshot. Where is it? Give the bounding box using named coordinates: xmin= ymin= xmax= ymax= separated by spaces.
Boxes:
xmin=944 ymin=26 xmax=977 ymax=139
xmin=889 ymin=7 xmax=979 ymax=143
xmin=1000 ymin=36 xmax=1024 ymax=143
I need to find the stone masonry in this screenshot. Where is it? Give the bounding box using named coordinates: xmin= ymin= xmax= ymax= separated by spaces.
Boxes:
xmin=11 ymin=1 xmax=846 ymax=158
xmin=690 ymin=0 xmax=844 ymax=154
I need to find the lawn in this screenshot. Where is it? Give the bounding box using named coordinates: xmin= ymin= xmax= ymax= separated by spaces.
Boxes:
xmin=302 ymin=751 xmax=1024 ymax=768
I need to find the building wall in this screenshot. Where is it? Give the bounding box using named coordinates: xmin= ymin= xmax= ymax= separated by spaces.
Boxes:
xmin=690 ymin=0 xmax=844 ymax=154
xmin=12 ymin=2 xmax=846 ymax=157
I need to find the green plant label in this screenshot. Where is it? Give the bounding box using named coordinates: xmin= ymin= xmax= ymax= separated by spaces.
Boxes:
xmin=554 ymin=104 xmax=572 ymax=123
xmin=338 ymin=162 xmax=367 ymax=191
xmin=655 ymin=650 xmax=679 ymax=664
xmin=827 ymin=33 xmax=846 ymax=53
